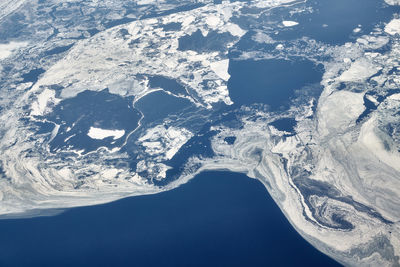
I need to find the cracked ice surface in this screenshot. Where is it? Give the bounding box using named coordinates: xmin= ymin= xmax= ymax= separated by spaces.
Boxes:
xmin=0 ymin=0 xmax=300 ymax=218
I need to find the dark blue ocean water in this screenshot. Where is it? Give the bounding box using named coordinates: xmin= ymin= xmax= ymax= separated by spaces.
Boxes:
xmin=228 ymin=58 xmax=323 ymax=110
xmin=44 ymin=89 xmax=141 ymax=154
xmin=274 ymin=0 xmax=400 ymax=44
xmin=0 ymin=171 xmax=340 ymax=267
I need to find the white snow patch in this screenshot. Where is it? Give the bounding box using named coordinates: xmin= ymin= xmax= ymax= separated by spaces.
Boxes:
xmin=338 ymin=58 xmax=381 ymax=82
xmin=210 ymin=59 xmax=230 ymax=81
xmin=366 ymin=94 xmax=379 ymax=105
xmin=138 ymin=125 xmax=193 ymax=160
xmin=388 ymin=93 xmax=400 ymax=100
xmin=254 ymin=0 xmax=296 ymax=8
xmin=224 ymin=23 xmax=246 ymax=37
xmin=136 ymin=0 xmax=160 ymax=5
xmin=206 ymin=15 xmax=221 ymax=27
xmin=253 ymin=32 xmax=275 ymax=44
xmin=358 ymin=116 xmax=400 ymax=172
xmin=384 ymin=0 xmax=400 ymax=5
xmin=318 ymin=90 xmax=365 ymax=136
xmin=0 ymin=42 xmax=28 ymax=60
xmin=30 ymin=89 xmax=60 ymax=116
xmin=385 ymin=19 xmax=400 ymax=35
xmin=282 ymin=20 xmax=299 ymax=27
xmin=343 ymin=58 xmax=352 ymax=63
xmin=87 ymin=127 xmax=125 ymax=140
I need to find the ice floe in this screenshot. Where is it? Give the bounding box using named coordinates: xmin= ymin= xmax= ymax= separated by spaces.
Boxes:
xmin=338 ymin=58 xmax=381 ymax=82
xmin=384 ymin=0 xmax=400 ymax=5
xmin=138 ymin=125 xmax=193 ymax=161
xmin=385 ymin=19 xmax=400 ymax=35
xmin=87 ymin=127 xmax=125 ymax=140
xmin=210 ymin=59 xmax=231 ymax=81
xmin=282 ymin=20 xmax=299 ymax=27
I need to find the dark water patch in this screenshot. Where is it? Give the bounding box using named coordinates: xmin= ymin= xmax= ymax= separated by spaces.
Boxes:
xmin=275 ymin=0 xmax=400 ymax=45
xmin=270 ymin=118 xmax=297 ymax=133
xmin=45 ymin=89 xmax=141 ymax=154
xmin=388 ymin=67 xmax=397 ymax=76
xmin=44 ymin=44 xmax=74 ymax=56
xmin=117 ymin=28 xmax=130 ymax=40
xmin=178 ymin=29 xmax=236 ymax=53
xmin=135 ymin=90 xmax=192 ymax=124
xmin=357 ymin=89 xmax=400 ymax=123
xmin=21 ymin=68 xmax=45 ymax=83
xmin=356 ymin=94 xmax=379 ymax=123
xmin=217 ymin=107 xmax=245 ymax=129
xmin=148 ymin=75 xmax=188 ymax=96
xmin=128 ymin=38 xmax=140 ymax=48
xmin=0 ymin=171 xmax=341 ymax=267
xmin=159 ymin=125 xmax=217 ymax=186
xmin=368 ymin=69 xmax=384 ymax=83
xmin=0 ymin=162 xmax=6 ymax=178
xmin=386 ymin=89 xmax=400 ymax=97
xmin=224 ymin=136 xmax=236 ymax=145
xmin=160 ymin=107 xmax=247 ymax=186
xmin=87 ymin=28 xmax=100 ymax=36
xmin=48 ymin=84 xmax=65 ymax=98
xmin=104 ymin=17 xmax=135 ymax=29
xmin=338 ymin=83 xmax=346 ymax=90
xmin=330 ymin=213 xmax=353 ymax=230
xmin=35 ymin=121 xmax=56 ymax=135
xmin=0 ymin=13 xmax=26 ymax=40
xmin=228 ymin=58 xmax=323 ymax=111
xmin=162 ymin=22 xmax=182 ymax=31
xmin=226 ymin=31 xmax=255 ymax=52
xmin=373 ymin=42 xmax=393 ymax=55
